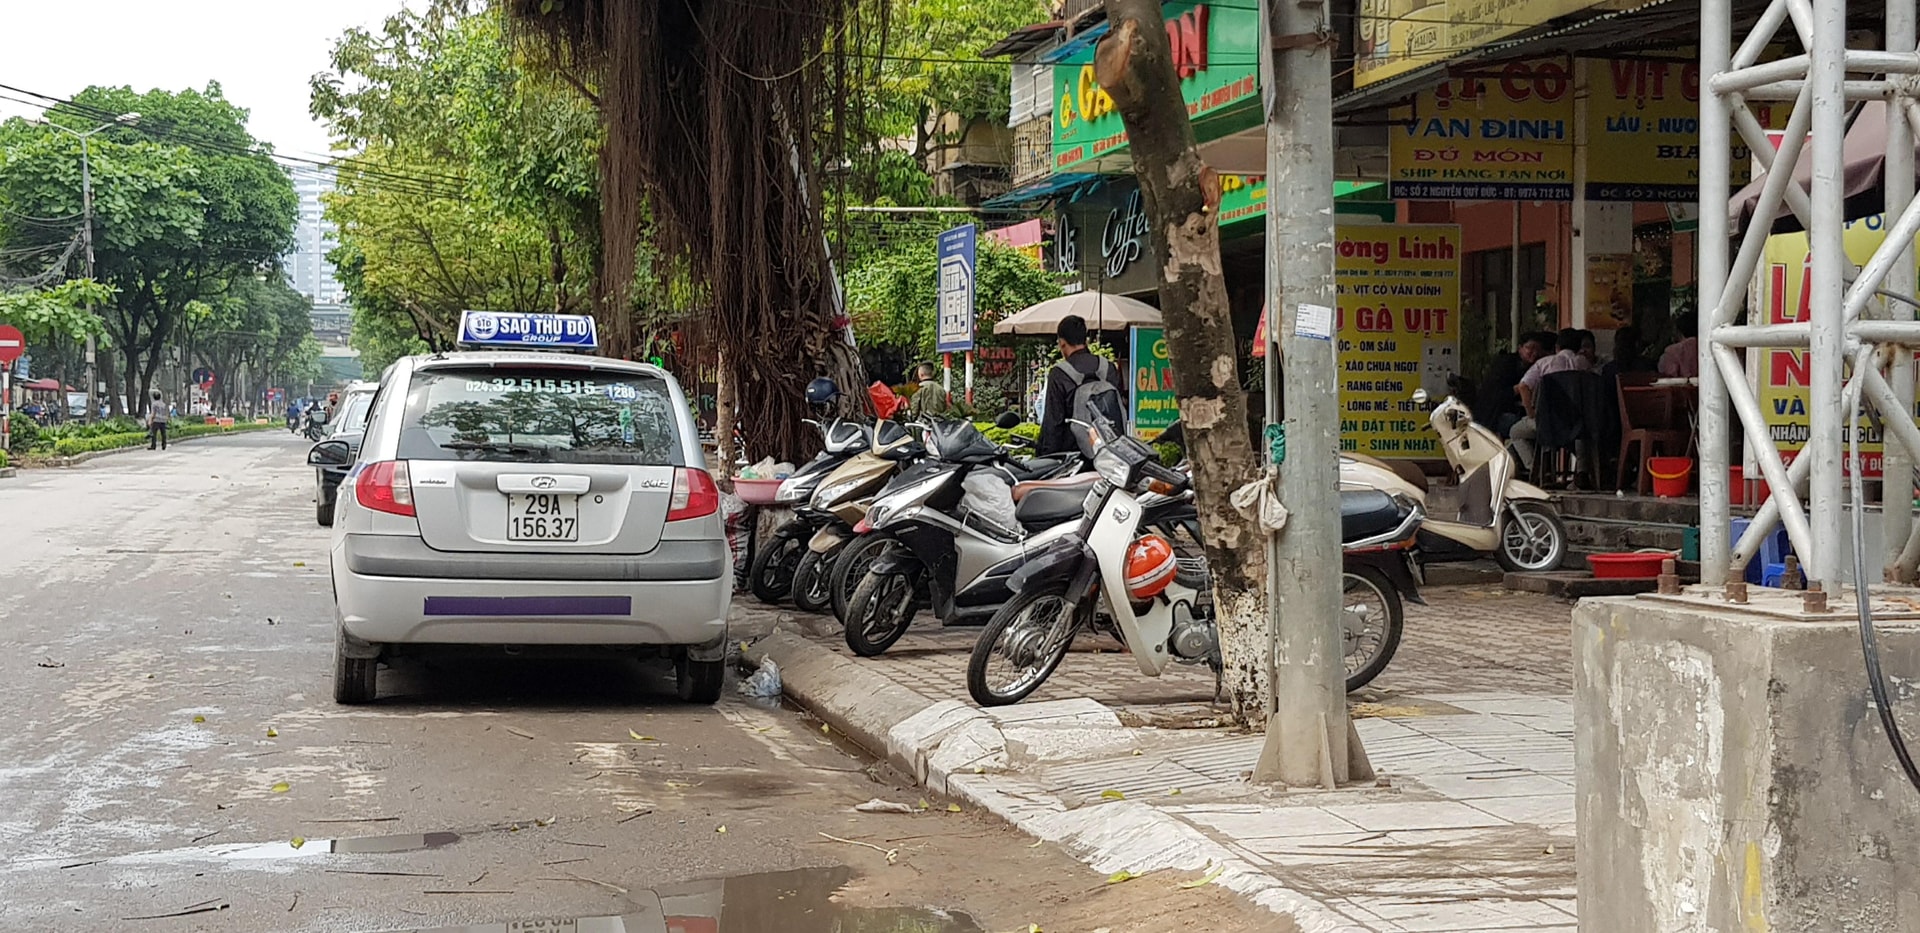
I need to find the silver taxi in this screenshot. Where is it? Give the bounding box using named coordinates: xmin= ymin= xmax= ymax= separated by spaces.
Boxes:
xmin=327 ymin=313 xmax=730 ymax=704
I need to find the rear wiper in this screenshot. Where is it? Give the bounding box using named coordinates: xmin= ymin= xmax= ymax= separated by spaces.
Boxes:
xmin=439 ymin=440 xmax=553 ymax=460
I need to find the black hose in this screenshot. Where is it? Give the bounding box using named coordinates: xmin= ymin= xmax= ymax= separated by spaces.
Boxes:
xmin=1848 ymin=381 xmax=1920 ymax=793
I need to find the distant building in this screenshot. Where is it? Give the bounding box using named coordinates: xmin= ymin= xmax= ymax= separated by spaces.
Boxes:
xmin=286 ymin=166 xmax=348 ymax=317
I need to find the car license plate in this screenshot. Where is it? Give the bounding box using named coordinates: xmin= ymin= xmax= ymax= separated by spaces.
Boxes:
xmin=508 ymin=493 xmax=579 ymax=541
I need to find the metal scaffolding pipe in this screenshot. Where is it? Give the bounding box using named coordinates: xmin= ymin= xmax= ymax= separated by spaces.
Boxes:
xmin=1709 ymin=54 xmax=1811 ymax=94
xmin=1741 ymin=79 xmax=1894 ymax=100
xmin=1845 ymin=49 xmax=1920 ymax=73
xmin=1713 ymin=94 xmax=1816 ymax=328
xmin=1713 ymin=343 xmax=1818 ymax=576
xmin=1712 ymin=323 xmax=1813 ymax=346
xmin=1804 ymin=0 xmax=1850 ymax=585
xmin=1884 ymin=0 xmax=1918 ymax=573
xmin=1841 ymin=158 xmax=1920 ymax=325
xmin=1734 ymin=0 xmax=1793 ymax=68
xmin=1732 ymin=93 xmax=1819 ymax=233
xmin=1731 ymin=447 xmax=1812 ymax=569
xmin=1786 ymin=0 xmax=1816 ymax=47
xmin=1699 ymin=0 xmax=1735 ymax=583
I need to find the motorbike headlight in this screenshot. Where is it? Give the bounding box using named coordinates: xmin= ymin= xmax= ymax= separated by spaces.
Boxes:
xmin=814 ymin=478 xmax=863 ymax=508
xmin=775 ymin=477 xmax=811 ymax=503
xmin=1094 ymin=447 xmax=1132 ymax=488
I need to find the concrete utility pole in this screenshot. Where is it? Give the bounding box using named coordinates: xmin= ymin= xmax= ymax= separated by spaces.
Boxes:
xmin=41 ymin=112 xmax=139 ymax=423
xmin=1252 ymin=0 xmax=1363 ymax=786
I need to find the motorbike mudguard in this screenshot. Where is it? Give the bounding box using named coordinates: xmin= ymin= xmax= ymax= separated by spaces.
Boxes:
xmin=1004 ymin=536 xmax=1091 ymax=596
xmin=808 ymin=523 xmax=852 ymax=553
xmin=1346 ymin=550 xmax=1426 ymax=605
xmin=1505 ymin=479 xmax=1553 ymax=502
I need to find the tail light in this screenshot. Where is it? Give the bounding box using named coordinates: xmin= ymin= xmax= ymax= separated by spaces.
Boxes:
xmin=668 ymin=467 xmax=720 ymax=521
xmin=1125 ymin=534 xmax=1177 ymax=600
xmin=356 ymin=460 xmax=415 ymax=517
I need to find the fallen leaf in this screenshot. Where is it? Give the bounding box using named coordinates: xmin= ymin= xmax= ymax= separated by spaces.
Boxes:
xmin=945 ymin=803 xmax=962 ymax=813
xmin=820 ymin=723 xmax=830 ymax=734
xmin=293 ymin=561 xmax=306 ymax=567
xmin=629 ymin=730 xmax=655 ymax=742
xmin=1179 ymin=864 xmax=1226 ymax=889
xmin=1168 ymin=788 xmax=1183 ymax=796
xmin=1027 ymin=925 xmax=1043 ymax=933
xmin=1099 ymin=789 xmax=1125 ymax=800
xmin=916 ymin=798 xmax=931 ymax=811
xmin=192 ymin=715 xmax=206 ymax=724
xmin=1028 ymin=839 xmax=1044 ymax=848
xmin=266 ymin=727 xmax=278 ymax=738
xmin=289 ymin=836 xmax=306 ymax=849
xmin=716 ymin=825 xmax=727 ymax=834
xmin=1131 ymin=749 xmax=1143 ymax=756
xmin=505 ymin=727 xmax=536 ymax=740
xmin=1545 ymin=843 xmax=1556 ymax=856
xmin=271 ymin=782 xmax=291 ymax=794
xmin=534 ymin=817 xmax=555 ymax=827
xmin=1106 ymin=869 xmax=1137 ymax=884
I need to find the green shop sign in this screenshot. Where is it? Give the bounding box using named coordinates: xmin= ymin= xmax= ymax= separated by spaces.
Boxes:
xmin=1051 ymin=2 xmax=1260 ymax=173
xmin=1217 ymin=177 xmax=1395 ymax=233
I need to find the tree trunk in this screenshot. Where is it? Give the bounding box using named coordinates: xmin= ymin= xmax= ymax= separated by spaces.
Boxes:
xmin=1097 ymin=0 xmax=1270 ymax=722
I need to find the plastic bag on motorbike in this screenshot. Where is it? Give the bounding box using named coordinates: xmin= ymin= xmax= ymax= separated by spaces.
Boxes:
xmin=958 ymin=472 xmax=1020 ymax=536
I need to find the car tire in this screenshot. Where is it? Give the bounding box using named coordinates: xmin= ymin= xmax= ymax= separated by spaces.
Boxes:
xmin=676 ymin=653 xmax=725 ymax=704
xmin=333 ymin=632 xmax=378 ymax=704
xmin=317 ymin=494 xmax=334 ymax=527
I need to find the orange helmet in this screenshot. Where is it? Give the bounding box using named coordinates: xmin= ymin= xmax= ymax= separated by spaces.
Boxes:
xmin=1125 ymin=534 xmax=1177 ymax=600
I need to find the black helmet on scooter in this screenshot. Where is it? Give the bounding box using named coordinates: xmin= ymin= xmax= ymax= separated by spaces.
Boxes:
xmin=805 ymin=377 xmax=840 ymax=405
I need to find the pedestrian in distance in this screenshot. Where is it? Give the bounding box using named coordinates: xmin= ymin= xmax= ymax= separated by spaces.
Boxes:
xmin=907 ymin=362 xmax=952 ymax=418
xmin=145 ymin=389 xmax=171 ymax=451
xmin=1038 ymin=314 xmax=1127 ymax=456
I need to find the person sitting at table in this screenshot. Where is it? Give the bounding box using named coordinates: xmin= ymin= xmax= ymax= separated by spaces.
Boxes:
xmin=1601 ymin=325 xmax=1656 ymax=382
xmin=1510 ymin=328 xmax=1592 ymax=467
xmin=1659 ymin=311 xmax=1699 ymax=378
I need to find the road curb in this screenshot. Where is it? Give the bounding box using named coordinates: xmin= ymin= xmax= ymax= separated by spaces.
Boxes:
xmin=0 ymin=467 xmax=14 ymax=479
xmin=743 ymin=630 xmax=1366 ymax=933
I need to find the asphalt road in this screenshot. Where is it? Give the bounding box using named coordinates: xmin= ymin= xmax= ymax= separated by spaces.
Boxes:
xmin=0 ymin=432 xmax=1275 ymax=933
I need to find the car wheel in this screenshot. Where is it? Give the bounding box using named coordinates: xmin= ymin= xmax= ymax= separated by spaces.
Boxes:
xmin=333 ymin=631 xmax=378 ymax=704
xmin=676 ymin=653 xmax=725 ymax=704
xmin=317 ymin=494 xmax=334 ymax=527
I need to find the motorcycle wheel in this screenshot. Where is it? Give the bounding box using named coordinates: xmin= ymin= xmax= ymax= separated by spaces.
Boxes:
xmin=1495 ymin=501 xmax=1568 ymax=573
xmin=790 ymin=547 xmax=836 ymax=614
xmin=748 ymin=528 xmax=806 ymax=605
xmin=1340 ymin=565 xmax=1405 ymax=692
xmin=844 ymin=569 xmax=920 ymax=657
xmin=828 ymin=535 xmax=891 ymax=624
xmin=968 ymin=583 xmax=1084 ymax=707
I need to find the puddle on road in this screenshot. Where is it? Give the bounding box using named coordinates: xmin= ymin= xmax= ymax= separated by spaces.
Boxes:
xmin=366 ymin=866 xmax=981 ymax=933
xmin=224 ymin=831 xmax=460 ymax=860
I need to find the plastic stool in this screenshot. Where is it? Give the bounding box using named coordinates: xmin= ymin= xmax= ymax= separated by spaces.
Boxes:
xmin=1731 ymin=518 xmax=1794 ymax=585
xmin=1761 ymin=562 xmax=1787 ymax=588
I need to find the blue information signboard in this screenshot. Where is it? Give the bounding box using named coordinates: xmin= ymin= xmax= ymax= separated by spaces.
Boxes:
xmin=458 ymin=311 xmax=599 ymax=350
xmin=936 ymin=225 xmax=977 ymax=353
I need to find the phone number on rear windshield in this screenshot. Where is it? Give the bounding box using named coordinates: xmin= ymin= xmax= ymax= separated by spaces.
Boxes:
xmin=464 ymin=378 xmax=605 ymax=394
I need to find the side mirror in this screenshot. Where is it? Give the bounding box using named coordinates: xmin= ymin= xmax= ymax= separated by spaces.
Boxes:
xmin=1411 ymin=388 xmax=1430 ymax=406
xmin=994 ymin=411 xmax=1021 ymax=430
xmin=308 ymin=440 xmax=352 ymax=467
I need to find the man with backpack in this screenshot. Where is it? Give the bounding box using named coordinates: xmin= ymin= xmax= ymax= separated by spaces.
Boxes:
xmin=906 ymin=362 xmax=952 ymax=418
xmin=1038 ymin=314 xmax=1127 ymax=455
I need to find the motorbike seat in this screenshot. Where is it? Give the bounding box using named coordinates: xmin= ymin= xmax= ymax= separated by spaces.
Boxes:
xmin=1340 ymin=490 xmax=1405 ymax=542
xmin=1010 ymin=472 xmax=1098 ymax=502
xmin=1014 ymin=485 xmax=1088 ymax=530
xmin=1003 ymin=457 xmax=1065 ymax=482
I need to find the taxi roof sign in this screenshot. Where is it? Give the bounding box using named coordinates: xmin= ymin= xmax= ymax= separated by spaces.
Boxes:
xmin=456 ymin=310 xmax=598 ymax=351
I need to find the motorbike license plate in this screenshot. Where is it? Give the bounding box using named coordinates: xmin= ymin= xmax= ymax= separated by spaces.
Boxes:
xmin=508 ymin=493 xmax=579 ymax=541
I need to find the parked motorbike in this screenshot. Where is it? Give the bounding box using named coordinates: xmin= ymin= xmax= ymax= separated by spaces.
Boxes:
xmin=787 ymin=418 xmax=927 ymax=615
xmin=1339 ymin=386 xmax=1567 ymax=572
xmin=747 ymin=419 xmax=873 ymax=604
xmin=844 ymin=419 xmax=1181 ymax=657
xmin=966 ymin=432 xmax=1425 ymax=707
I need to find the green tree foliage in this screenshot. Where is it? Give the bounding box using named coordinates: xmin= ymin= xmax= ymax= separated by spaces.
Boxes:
xmin=312 ymin=1 xmax=601 ymax=351
xmin=0 ymin=279 xmax=112 ymax=344
xmin=0 ymin=83 xmax=297 ymax=410
xmin=188 ymin=274 xmax=321 ymax=410
xmin=845 ymin=234 xmax=1061 ymax=360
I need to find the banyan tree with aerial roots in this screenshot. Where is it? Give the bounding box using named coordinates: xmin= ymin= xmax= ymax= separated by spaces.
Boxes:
xmin=506 ymin=0 xmax=873 ymax=462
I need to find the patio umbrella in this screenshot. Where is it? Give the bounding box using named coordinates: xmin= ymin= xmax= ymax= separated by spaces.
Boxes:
xmin=993 ymin=291 xmax=1161 ymax=335
xmin=1728 ymin=101 xmax=1920 ymax=236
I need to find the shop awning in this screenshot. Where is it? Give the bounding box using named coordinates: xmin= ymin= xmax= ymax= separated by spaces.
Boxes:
xmin=19 ymin=378 xmax=66 ymax=392
xmin=997 ymin=291 xmax=1161 ymax=335
xmin=1729 ymin=100 xmax=1920 ymax=236
xmin=980 ymin=172 xmax=1100 ymax=210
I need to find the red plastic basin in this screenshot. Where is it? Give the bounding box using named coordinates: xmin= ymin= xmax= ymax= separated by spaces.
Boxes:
xmin=1588 ymin=552 xmax=1668 ymax=579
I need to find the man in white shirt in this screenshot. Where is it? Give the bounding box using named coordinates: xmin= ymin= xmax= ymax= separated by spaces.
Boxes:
xmin=1659 ymin=312 xmax=1699 ymax=378
xmin=1509 ymin=328 xmax=1592 ymax=467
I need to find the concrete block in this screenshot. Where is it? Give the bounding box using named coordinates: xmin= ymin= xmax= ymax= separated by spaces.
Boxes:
xmin=1575 ymin=592 xmax=1920 ymax=932
xmin=887 ymin=699 xmax=990 ymax=786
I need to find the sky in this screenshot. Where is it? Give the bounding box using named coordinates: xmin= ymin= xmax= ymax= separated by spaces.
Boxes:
xmin=0 ymin=0 xmax=414 ymax=160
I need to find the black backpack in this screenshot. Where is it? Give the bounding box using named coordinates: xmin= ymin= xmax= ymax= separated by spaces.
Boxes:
xmin=1054 ymin=357 xmax=1125 ymax=430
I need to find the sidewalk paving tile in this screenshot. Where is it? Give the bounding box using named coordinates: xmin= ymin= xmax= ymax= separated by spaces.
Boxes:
xmin=1463 ymin=793 xmax=1576 ymax=826
xmin=1414 ymin=773 xmax=1571 ymax=800
xmin=1318 ymin=800 xmax=1512 ymax=833
xmin=1180 ymin=805 xmax=1366 ymax=839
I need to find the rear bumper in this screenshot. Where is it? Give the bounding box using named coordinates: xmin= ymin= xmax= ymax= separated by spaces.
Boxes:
xmin=332 ymin=539 xmax=731 ymax=647
xmin=343 ymin=534 xmax=728 ymax=581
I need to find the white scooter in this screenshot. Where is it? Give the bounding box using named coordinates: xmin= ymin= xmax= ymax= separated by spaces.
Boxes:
xmin=1340 ymin=387 xmax=1567 ymax=573
xmin=966 ymin=432 xmax=1426 ymax=706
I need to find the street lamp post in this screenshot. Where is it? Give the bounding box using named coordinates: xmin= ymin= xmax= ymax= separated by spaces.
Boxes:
xmin=39 ymin=112 xmax=139 ymax=422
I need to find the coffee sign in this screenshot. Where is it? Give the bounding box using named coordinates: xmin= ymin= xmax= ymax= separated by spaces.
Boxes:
xmin=1054 ymin=179 xmax=1158 ymax=296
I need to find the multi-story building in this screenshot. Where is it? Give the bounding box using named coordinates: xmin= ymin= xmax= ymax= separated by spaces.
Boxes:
xmin=286 ymin=167 xmax=350 ymax=344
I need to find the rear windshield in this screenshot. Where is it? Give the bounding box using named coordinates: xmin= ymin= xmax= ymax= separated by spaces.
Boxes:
xmin=335 ymin=393 xmax=374 ymax=435
xmin=397 ymin=367 xmax=684 ymax=466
